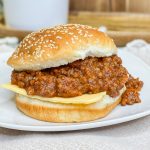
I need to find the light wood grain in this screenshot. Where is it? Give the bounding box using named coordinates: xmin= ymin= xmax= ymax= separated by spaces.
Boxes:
xmin=0 ymin=26 xmax=30 ymax=40
xmin=125 ymin=0 xmax=150 ymax=13
xmin=0 ymin=12 xmax=150 ymax=46
xmin=108 ymin=31 xmax=150 ymax=46
xmin=70 ymin=0 xmax=110 ymax=11
xmin=69 ymin=12 xmax=150 ymax=31
xmin=110 ymin=0 xmax=126 ymax=12
xmin=70 ymin=0 xmax=150 ymax=13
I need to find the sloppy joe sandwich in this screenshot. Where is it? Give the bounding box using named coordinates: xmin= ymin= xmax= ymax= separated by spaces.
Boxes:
xmin=2 ymin=24 xmax=143 ymax=122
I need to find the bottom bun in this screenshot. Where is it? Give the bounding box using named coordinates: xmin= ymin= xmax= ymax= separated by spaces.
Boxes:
xmin=16 ymin=87 xmax=125 ymax=123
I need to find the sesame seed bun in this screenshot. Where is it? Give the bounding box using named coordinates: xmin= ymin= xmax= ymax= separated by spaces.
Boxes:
xmin=7 ymin=24 xmax=117 ymax=71
xmin=16 ymin=87 xmax=125 ymax=123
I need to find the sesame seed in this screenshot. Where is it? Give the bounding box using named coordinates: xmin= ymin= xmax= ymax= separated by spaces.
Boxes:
xmin=68 ymin=32 xmax=73 ymax=35
xmin=56 ymin=36 xmax=62 ymax=39
xmin=66 ymin=41 xmax=69 ymax=45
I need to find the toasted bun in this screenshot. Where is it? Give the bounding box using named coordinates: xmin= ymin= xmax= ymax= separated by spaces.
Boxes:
xmin=16 ymin=87 xmax=125 ymax=123
xmin=7 ymin=24 xmax=117 ymax=71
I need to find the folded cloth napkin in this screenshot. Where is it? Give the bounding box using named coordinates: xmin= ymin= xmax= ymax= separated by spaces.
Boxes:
xmin=0 ymin=37 xmax=18 ymax=52
xmin=0 ymin=38 xmax=150 ymax=150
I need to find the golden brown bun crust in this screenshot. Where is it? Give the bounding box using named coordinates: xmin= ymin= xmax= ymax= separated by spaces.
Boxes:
xmin=7 ymin=24 xmax=117 ymax=71
xmin=16 ymin=94 xmax=121 ymax=123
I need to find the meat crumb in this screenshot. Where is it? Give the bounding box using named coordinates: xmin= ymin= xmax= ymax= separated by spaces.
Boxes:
xmin=121 ymin=75 xmax=143 ymax=106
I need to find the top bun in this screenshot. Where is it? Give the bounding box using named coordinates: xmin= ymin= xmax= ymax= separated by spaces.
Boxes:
xmin=7 ymin=24 xmax=117 ymax=71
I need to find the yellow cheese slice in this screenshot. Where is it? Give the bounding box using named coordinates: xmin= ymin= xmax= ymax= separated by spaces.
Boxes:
xmin=1 ymin=83 xmax=106 ymax=105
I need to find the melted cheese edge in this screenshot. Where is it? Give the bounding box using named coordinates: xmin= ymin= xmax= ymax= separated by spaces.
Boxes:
xmin=1 ymin=83 xmax=106 ymax=105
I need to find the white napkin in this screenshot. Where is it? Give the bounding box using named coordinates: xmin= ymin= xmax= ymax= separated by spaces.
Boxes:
xmin=0 ymin=37 xmax=18 ymax=52
xmin=125 ymin=39 xmax=150 ymax=65
xmin=0 ymin=38 xmax=150 ymax=150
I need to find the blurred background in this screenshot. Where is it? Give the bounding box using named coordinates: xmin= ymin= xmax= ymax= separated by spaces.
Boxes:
xmin=0 ymin=0 xmax=150 ymax=46
xmin=70 ymin=0 xmax=150 ymax=12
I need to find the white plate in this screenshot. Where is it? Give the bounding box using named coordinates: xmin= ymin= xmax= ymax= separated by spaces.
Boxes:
xmin=0 ymin=51 xmax=150 ymax=132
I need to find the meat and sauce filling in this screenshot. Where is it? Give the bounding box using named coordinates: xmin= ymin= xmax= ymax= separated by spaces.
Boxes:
xmin=11 ymin=55 xmax=143 ymax=106
xmin=121 ymin=75 xmax=143 ymax=106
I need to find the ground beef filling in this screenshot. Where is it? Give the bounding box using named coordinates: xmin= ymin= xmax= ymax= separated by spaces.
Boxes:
xmin=11 ymin=55 xmax=143 ymax=105
xmin=121 ymin=75 xmax=143 ymax=106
